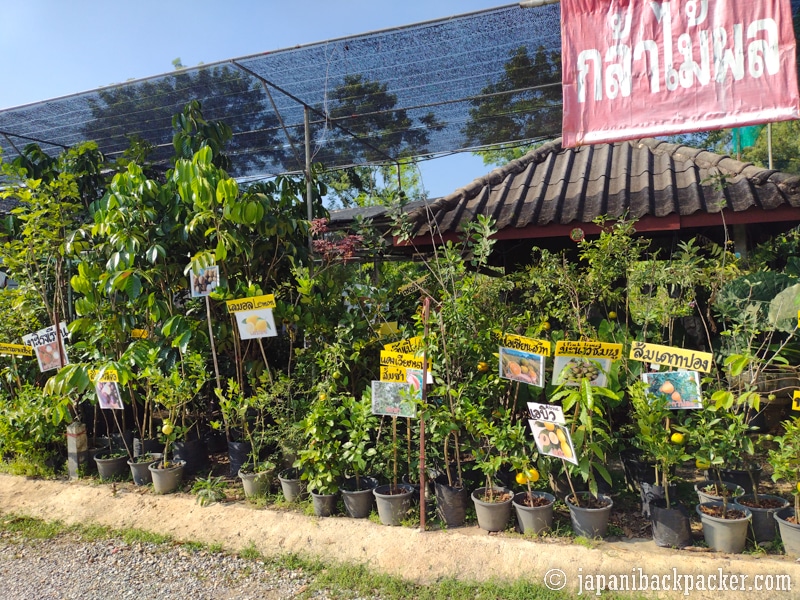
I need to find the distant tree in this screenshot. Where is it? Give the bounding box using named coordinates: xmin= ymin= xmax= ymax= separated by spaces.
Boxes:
xmin=741 ymin=120 xmax=800 ymax=174
xmin=464 ymin=46 xmax=562 ymax=167
xmin=82 ymin=65 xmax=288 ymax=178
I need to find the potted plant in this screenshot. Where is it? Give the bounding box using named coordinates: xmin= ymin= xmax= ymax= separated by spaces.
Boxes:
xmin=768 ymin=418 xmax=800 ymax=557
xmin=551 ymin=379 xmax=616 ymax=539
xmin=509 ymin=450 xmax=552 ymax=536
xmin=466 ymin=405 xmax=520 ymax=533
xmin=295 ymin=389 xmax=347 ymax=517
xmin=339 ymin=391 xmax=379 ymax=518
xmin=629 ymin=381 xmax=692 ymax=548
xmin=689 ymin=404 xmax=754 ymax=552
xmin=373 ymin=408 xmax=415 ymax=526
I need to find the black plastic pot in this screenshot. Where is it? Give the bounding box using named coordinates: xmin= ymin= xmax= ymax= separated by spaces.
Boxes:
xmin=133 ymin=437 xmax=161 ymax=458
xmin=172 ymin=438 xmax=209 ymax=475
xmin=639 ymin=482 xmax=677 ymax=518
xmin=650 ymin=499 xmax=692 ymax=548
xmin=434 ymin=474 xmax=469 ymax=528
xmin=227 ymin=440 xmax=252 ymax=477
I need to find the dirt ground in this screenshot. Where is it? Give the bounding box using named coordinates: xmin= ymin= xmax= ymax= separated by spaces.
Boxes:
xmin=0 ymin=473 xmax=798 ymax=599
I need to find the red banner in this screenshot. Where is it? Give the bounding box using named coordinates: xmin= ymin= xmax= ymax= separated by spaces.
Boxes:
xmin=561 ymin=0 xmax=800 ymax=147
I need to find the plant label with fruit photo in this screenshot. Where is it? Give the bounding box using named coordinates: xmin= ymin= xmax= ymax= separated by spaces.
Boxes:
xmin=371 ymin=380 xmax=418 ymax=418
xmin=235 ymin=308 xmax=277 ymax=340
xmin=527 ymin=402 xmax=565 ymax=424
xmin=552 ymin=355 xmax=609 ymax=388
xmin=642 ymin=370 xmax=702 ymax=409
xmin=190 ymin=265 xmax=219 ymax=298
xmin=95 ymin=380 xmax=123 ymax=410
xmin=529 ymin=420 xmax=577 ymax=465
xmin=499 ymin=347 xmax=544 ymax=387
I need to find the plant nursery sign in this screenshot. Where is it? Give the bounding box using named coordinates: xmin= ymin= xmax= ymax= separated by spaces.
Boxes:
xmin=553 ymin=340 xmax=621 ymax=387
xmin=234 ymin=309 xmax=277 ymax=340
xmin=379 ymin=349 xmax=432 ymax=386
xmin=629 ymin=341 xmax=713 ymax=373
xmin=225 ymin=294 xmax=276 ymax=312
xmin=792 ymin=390 xmax=800 ymax=412
xmin=89 ymin=368 xmax=123 ymax=410
xmin=499 ymin=347 xmax=545 ymax=387
xmin=529 ymin=419 xmax=578 ymax=465
xmin=642 ymin=370 xmax=703 ymax=409
xmin=528 ymin=402 xmax=566 ymax=424
xmin=131 ymin=329 xmax=149 ymax=340
xmin=492 ymin=332 xmax=551 ymax=357
xmin=371 ymin=380 xmax=418 ymax=418
xmin=561 ymin=0 xmax=800 ymax=147
xmin=190 ymin=265 xmax=219 ymax=298
xmin=23 ymin=323 xmax=69 ymax=372
xmin=0 ymin=343 xmax=34 ymax=357
xmin=384 ymin=336 xmax=423 ymax=354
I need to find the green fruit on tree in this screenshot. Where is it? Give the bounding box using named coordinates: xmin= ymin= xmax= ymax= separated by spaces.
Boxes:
xmin=161 ymin=422 xmax=174 ymax=436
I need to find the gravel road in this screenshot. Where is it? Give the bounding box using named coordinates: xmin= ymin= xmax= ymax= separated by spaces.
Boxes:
xmin=0 ymin=530 xmax=364 ymax=600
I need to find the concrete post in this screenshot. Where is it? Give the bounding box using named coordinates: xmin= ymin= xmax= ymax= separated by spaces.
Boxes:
xmin=66 ymin=422 xmax=88 ymax=480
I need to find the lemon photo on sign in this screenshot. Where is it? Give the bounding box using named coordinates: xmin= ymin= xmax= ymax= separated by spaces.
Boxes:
xmin=235 ymin=308 xmax=277 ymax=340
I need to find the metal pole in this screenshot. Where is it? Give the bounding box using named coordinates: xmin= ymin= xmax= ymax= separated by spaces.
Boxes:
xmin=419 ymin=297 xmax=431 ymax=532
xmin=304 ymin=106 xmax=314 ymax=259
xmin=768 ymin=123 xmax=774 ymax=170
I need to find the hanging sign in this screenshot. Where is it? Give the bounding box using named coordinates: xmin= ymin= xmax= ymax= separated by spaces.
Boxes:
xmin=555 ymin=340 xmax=622 ymax=360
xmin=553 ymin=340 xmax=621 ymax=388
xmin=642 ymin=370 xmax=703 ymax=409
xmin=384 ymin=336 xmax=423 ymax=354
xmin=499 ymin=347 xmax=545 ymax=387
xmin=371 ymin=380 xmax=418 ymax=418
xmin=792 ymin=390 xmax=800 ymax=412
xmin=235 ymin=309 xmax=277 ymax=339
xmin=630 ymin=341 xmax=713 ymax=373
xmin=528 ymin=402 xmax=566 ymax=424
xmin=561 ymin=0 xmax=800 ymax=147
xmin=529 ymin=419 xmax=578 ymax=465
xmin=131 ymin=329 xmax=149 ymax=339
xmin=0 ymin=343 xmax=34 ymax=357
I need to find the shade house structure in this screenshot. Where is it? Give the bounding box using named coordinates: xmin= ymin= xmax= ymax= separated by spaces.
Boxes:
xmin=2 ymin=1 xmax=800 ymax=261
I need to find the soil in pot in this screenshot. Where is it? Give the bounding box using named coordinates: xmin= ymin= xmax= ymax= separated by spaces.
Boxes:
xmin=512 ymin=491 xmax=554 ymax=536
xmin=734 ymin=494 xmax=789 ymax=543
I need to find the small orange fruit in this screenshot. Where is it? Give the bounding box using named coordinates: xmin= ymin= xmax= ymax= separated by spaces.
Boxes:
xmin=477 ymin=361 xmax=490 ymax=373
xmin=515 ymin=472 xmax=528 ymax=485
xmin=608 ymin=311 xmax=617 ymax=320
xmin=541 ymin=321 xmax=551 ymax=331
xmin=670 ymin=432 xmax=685 ymax=445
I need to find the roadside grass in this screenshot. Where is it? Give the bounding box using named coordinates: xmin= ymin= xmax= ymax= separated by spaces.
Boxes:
xmin=0 ymin=513 xmax=646 ymax=600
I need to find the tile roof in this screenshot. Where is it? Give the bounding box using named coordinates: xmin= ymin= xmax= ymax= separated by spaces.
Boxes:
xmin=405 ymin=138 xmax=800 ymax=241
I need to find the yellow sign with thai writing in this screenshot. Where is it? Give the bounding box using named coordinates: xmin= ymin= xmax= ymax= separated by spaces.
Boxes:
xmin=629 ymin=341 xmax=713 ymax=373
xmin=378 ymin=322 xmax=399 ymax=337
xmin=88 ymin=368 xmax=119 ymax=383
xmin=793 ymin=390 xmax=800 ymax=412
xmin=380 ymin=350 xmax=425 ymax=370
xmin=225 ymin=294 xmax=276 ymax=313
xmin=497 ymin=333 xmax=550 ymax=357
xmin=131 ymin=329 xmax=149 ymax=339
xmin=0 ymin=343 xmax=34 ymax=357
xmin=384 ymin=336 xmax=423 ymax=354
xmin=555 ymin=340 xmax=623 ymax=360
xmin=380 ymin=365 xmax=408 ymax=383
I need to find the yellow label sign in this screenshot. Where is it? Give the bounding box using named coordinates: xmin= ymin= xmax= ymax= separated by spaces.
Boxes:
xmin=384 ymin=336 xmax=423 ymax=354
xmin=495 ymin=333 xmax=551 ymax=357
xmin=88 ymin=368 xmax=119 ymax=383
xmin=629 ymin=341 xmax=713 ymax=373
xmin=131 ymin=329 xmax=149 ymax=339
xmin=380 ymin=350 xmax=425 ymax=370
xmin=380 ymin=365 xmax=408 ymax=383
xmin=378 ymin=322 xmax=399 ymax=337
xmin=0 ymin=343 xmax=34 ymax=356
xmin=555 ymin=340 xmax=623 ymax=360
xmin=793 ymin=390 xmax=800 ymax=412
xmin=226 ymin=294 xmax=276 ymax=313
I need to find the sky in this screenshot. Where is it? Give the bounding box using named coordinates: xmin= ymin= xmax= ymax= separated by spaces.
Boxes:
xmin=0 ymin=0 xmax=520 ymax=200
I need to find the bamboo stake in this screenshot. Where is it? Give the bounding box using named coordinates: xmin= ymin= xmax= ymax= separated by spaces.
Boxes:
xmin=205 ymin=295 xmax=221 ymax=391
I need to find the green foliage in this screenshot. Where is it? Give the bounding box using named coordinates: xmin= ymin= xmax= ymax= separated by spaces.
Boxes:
xmin=0 ymin=384 xmax=72 ymax=460
xmin=769 ymin=419 xmax=800 ymax=516
xmin=294 ymin=393 xmax=348 ymax=495
xmin=192 ymin=472 xmax=228 ymax=506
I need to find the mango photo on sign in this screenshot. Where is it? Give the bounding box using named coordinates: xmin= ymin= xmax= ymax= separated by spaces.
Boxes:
xmin=236 ymin=308 xmax=277 ymax=340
